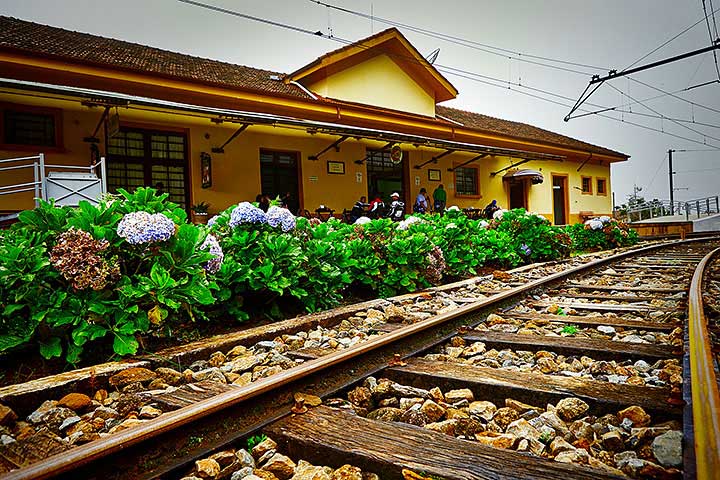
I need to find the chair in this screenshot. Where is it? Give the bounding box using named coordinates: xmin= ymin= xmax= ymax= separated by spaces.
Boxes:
xmin=342 ymin=208 xmax=353 ymax=223
xmin=315 ymin=208 xmax=335 ymax=222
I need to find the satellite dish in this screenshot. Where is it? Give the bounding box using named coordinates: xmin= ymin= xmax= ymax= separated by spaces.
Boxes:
xmin=390 ymin=145 xmax=403 ymax=164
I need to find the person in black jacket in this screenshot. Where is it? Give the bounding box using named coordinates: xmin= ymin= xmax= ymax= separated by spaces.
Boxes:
xmin=387 ymin=192 xmax=405 ymax=221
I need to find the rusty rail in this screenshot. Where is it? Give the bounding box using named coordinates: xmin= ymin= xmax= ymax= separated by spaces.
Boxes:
xmin=3 ymin=237 xmax=719 ymax=480
xmin=688 ymin=247 xmax=720 ymax=479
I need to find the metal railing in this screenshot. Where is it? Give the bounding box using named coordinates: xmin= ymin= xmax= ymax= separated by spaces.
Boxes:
xmin=0 ymin=153 xmax=107 ymax=210
xmin=0 ymin=154 xmax=46 ymax=207
xmin=619 ymin=196 xmax=720 ymax=223
xmin=683 ymin=195 xmax=720 ymax=220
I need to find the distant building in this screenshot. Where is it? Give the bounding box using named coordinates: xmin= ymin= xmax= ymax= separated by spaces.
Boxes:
xmin=0 ymin=17 xmax=627 ymax=223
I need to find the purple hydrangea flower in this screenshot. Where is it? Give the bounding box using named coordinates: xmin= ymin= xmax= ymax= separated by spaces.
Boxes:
xmin=229 ymin=202 xmax=266 ymax=227
xmin=207 ymin=215 xmax=219 ymax=227
xmin=200 ymin=234 xmax=223 ymax=274
xmin=520 ymin=243 xmax=532 ymax=256
xmin=117 ymin=211 xmax=175 ymax=245
xmin=266 ymin=206 xmax=296 ymax=232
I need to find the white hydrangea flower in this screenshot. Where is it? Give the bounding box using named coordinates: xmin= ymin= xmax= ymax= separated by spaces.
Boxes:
xmin=598 ymin=216 xmax=611 ymax=223
xmin=397 ymin=215 xmax=423 ymax=231
xmin=447 ymin=205 xmax=461 ymax=212
xmin=478 ymin=220 xmax=489 ymax=228
xmin=445 ymin=222 xmax=457 ymax=229
xmin=354 ymin=216 xmax=371 ymax=225
xmin=493 ymin=209 xmax=507 ymax=220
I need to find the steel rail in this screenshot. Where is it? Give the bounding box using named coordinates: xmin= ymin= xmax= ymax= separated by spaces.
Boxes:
xmin=3 ymin=237 xmax=717 ymax=480
xmin=687 ymin=247 xmax=720 ymax=479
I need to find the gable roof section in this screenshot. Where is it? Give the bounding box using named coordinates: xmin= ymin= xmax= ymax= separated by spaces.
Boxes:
xmin=436 ymin=105 xmax=629 ymax=159
xmin=0 ymin=16 xmax=627 ymax=160
xmin=285 ymin=27 xmax=458 ymax=103
xmin=0 ymin=15 xmax=310 ymax=99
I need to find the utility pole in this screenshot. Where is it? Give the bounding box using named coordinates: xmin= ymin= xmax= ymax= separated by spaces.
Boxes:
xmin=668 ymin=149 xmax=674 ymax=215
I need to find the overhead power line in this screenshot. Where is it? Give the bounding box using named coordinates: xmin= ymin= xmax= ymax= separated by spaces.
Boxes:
xmin=306 ymin=0 xmax=607 ymax=75
xmin=173 ymin=0 xmax=720 ymax=150
xmin=702 ymin=0 xmax=720 ymax=79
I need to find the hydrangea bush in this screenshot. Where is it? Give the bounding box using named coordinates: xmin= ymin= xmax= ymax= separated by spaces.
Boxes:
xmin=0 ymin=193 xmax=636 ymax=365
xmin=566 ymin=216 xmax=638 ymax=251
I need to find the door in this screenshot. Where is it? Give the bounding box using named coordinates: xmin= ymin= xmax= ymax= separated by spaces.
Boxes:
xmin=260 ymin=150 xmax=300 ymax=214
xmin=106 ymin=128 xmax=189 ymax=208
xmin=552 ymin=175 xmax=567 ymax=225
xmin=508 ymin=181 xmax=527 ymax=210
xmin=366 ymin=149 xmax=405 ymax=204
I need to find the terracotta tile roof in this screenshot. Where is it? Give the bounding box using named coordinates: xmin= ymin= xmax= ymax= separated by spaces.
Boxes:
xmin=0 ymin=15 xmax=309 ymax=99
xmin=0 ymin=16 xmax=627 ymax=159
xmin=436 ymin=105 xmax=628 ymax=158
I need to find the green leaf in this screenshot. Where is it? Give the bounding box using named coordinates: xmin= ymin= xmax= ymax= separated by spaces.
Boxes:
xmin=39 ymin=337 xmax=63 ymax=359
xmin=113 ymin=333 xmax=139 ymax=356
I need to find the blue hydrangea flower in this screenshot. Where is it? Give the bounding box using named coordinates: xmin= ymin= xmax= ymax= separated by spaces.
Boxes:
xmin=229 ymin=202 xmax=267 ymax=228
xmin=585 ymin=219 xmax=604 ymax=230
xmin=520 ymin=243 xmax=532 ymax=256
xmin=200 ymin=234 xmax=223 ymax=274
xmin=117 ymin=211 xmax=175 ymax=245
xmin=207 ymin=215 xmax=219 ymax=227
xmin=266 ymin=206 xmax=296 ymax=232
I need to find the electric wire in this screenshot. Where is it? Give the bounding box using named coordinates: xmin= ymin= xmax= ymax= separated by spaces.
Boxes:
xmin=622 ymin=4 xmax=720 ymax=71
xmin=306 ymin=0 xmax=607 ymax=75
xmin=173 ymin=0 xmax=720 ymax=150
xmin=607 ymin=82 xmax=720 ymax=144
xmin=702 ymin=0 xmax=720 ymax=79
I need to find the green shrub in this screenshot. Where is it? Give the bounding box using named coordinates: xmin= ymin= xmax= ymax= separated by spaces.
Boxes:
xmin=488 ymin=209 xmax=572 ymax=263
xmin=1 ymin=196 xmax=613 ymax=365
xmin=566 ymin=216 xmax=638 ymax=251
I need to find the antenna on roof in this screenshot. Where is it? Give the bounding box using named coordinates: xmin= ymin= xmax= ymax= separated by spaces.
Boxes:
xmin=426 ymin=48 xmax=440 ymax=65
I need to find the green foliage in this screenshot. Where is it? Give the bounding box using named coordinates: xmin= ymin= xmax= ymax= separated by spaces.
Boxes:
xmin=565 ymin=217 xmax=638 ymax=252
xmin=246 ymin=434 xmax=267 ymax=452
xmin=488 ymin=209 xmax=572 ymax=263
xmin=561 ymin=324 xmax=579 ymax=335
xmin=1 ymin=194 xmax=617 ymax=366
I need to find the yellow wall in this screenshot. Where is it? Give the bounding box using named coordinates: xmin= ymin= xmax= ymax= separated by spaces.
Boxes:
xmin=308 ymin=54 xmax=436 ymax=117
xmin=0 ymin=92 xmax=612 ymax=223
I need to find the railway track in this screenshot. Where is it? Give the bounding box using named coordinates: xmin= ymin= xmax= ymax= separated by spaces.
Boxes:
xmin=2 ymin=238 xmax=720 ymax=480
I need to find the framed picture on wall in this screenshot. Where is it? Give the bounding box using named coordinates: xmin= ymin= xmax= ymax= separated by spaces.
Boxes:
xmin=201 ymin=152 xmax=212 ymax=189
xmin=428 ymin=169 xmax=441 ymax=181
xmin=327 ymin=160 xmax=345 ymax=175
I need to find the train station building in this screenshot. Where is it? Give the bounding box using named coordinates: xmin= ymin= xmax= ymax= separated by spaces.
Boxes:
xmin=0 ymin=16 xmax=628 ymax=224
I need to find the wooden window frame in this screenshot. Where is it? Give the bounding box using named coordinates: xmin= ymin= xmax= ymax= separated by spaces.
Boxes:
xmin=106 ymin=126 xmax=190 ymax=208
xmin=259 ymin=148 xmax=304 ymax=212
xmin=596 ymin=177 xmax=607 ymax=196
xmin=581 ymin=175 xmax=593 ymax=195
xmin=453 ymin=165 xmax=481 ymax=198
xmin=0 ymin=102 xmax=64 ymax=152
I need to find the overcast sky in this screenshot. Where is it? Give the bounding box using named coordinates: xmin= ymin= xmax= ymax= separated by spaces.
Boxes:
xmin=3 ymin=0 xmax=719 ymax=206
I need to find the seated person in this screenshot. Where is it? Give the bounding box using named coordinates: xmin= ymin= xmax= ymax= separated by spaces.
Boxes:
xmin=350 ymin=195 xmax=368 ymax=222
xmin=386 ymin=192 xmax=405 ymax=221
xmin=483 ymin=199 xmax=500 ymax=219
xmin=368 ymin=193 xmax=385 ymax=219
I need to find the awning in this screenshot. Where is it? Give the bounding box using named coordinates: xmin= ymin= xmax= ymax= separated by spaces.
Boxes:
xmin=0 ymin=78 xmax=564 ymax=163
xmin=503 ymin=169 xmax=544 ymax=184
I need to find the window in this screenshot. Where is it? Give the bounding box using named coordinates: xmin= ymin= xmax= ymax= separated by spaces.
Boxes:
xmin=106 ymin=127 xmax=188 ymax=207
xmin=581 ymin=176 xmax=592 ymax=194
xmin=455 ymin=167 xmax=479 ymax=196
xmin=2 ymin=108 xmax=58 ymax=147
xmin=596 ymin=178 xmax=607 ymax=195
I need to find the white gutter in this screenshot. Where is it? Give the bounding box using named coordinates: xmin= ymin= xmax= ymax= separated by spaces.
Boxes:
xmin=288 ymin=80 xmax=318 ymax=101
xmin=436 ymin=113 xmax=464 ymax=126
